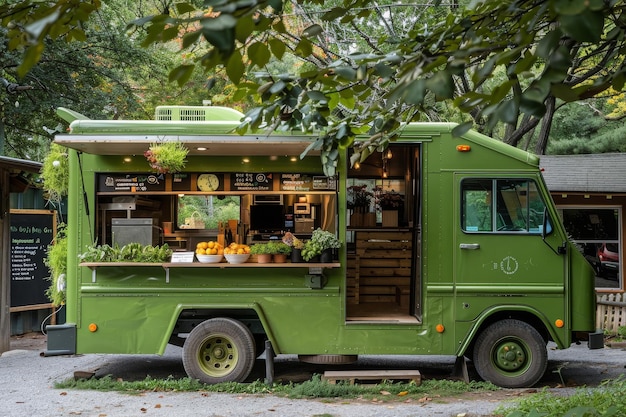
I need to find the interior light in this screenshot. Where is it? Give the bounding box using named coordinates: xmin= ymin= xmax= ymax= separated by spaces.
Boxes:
xmin=123 ymin=157 xmax=132 ymax=163
xmin=242 ymin=157 xmax=250 ymax=163
xmin=196 ymin=147 xmax=207 ymax=151
xmin=353 ymin=161 xmax=361 ymax=170
xmin=386 ymin=149 xmax=393 ymax=159
xmin=290 ymin=156 xmax=297 ymax=162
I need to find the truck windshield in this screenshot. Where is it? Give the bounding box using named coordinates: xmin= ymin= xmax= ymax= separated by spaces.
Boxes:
xmin=462 ymin=179 xmax=549 ymax=234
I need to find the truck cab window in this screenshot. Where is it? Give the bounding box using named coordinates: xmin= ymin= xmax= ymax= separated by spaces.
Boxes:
xmin=462 ymin=179 xmax=548 ymax=234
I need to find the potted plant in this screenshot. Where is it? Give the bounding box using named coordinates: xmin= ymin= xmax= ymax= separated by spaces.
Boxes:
xmin=269 ymin=241 xmax=292 ymax=263
xmin=375 ymin=187 xmax=404 ymax=227
xmin=347 ymin=184 xmax=375 ymax=227
xmin=249 ymin=242 xmax=274 ymax=263
xmin=282 ymin=232 xmax=305 ymax=262
xmin=144 ymin=141 xmax=188 ymax=173
xmin=301 ymin=228 xmax=341 ymax=262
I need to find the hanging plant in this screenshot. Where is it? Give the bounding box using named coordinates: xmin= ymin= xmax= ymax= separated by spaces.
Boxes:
xmin=144 ymin=141 xmax=188 ymax=173
xmin=40 ymin=143 xmax=69 ymax=203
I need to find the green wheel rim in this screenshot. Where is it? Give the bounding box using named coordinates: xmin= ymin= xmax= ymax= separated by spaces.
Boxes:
xmin=491 ymin=337 xmax=530 ymax=376
xmin=197 ymin=333 xmax=239 ymax=377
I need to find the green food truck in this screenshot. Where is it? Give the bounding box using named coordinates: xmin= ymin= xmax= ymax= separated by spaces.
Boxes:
xmin=45 ymin=106 xmax=602 ymax=388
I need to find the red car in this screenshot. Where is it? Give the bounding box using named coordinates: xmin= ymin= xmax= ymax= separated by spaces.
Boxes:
xmin=596 ymin=243 xmax=620 ymax=278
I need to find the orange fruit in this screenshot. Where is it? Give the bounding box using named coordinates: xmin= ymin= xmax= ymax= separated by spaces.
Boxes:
xmin=196 ymin=248 xmax=205 ymax=255
xmin=207 ymin=241 xmax=215 ymax=249
xmin=197 ymin=241 xmax=208 ymax=250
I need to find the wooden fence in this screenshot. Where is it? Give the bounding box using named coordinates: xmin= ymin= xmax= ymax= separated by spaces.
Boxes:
xmin=597 ymin=293 xmax=626 ymax=334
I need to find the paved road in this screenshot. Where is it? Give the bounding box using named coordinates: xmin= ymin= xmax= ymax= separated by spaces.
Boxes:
xmin=2 ymin=333 xmax=625 ymax=417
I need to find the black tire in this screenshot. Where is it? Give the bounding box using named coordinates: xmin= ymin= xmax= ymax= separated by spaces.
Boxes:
xmin=472 ymin=319 xmax=547 ymax=388
xmin=182 ymin=318 xmax=256 ymax=384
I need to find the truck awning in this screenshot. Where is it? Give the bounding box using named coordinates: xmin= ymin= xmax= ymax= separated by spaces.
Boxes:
xmin=54 ymin=134 xmax=321 ymax=156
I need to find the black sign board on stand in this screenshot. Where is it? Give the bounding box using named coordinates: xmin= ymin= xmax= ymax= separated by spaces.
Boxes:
xmin=10 ymin=210 xmax=55 ymax=307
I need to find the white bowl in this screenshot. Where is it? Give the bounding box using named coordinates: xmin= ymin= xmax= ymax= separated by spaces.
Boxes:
xmin=196 ymin=254 xmax=224 ymax=263
xmin=224 ymin=253 xmax=250 ymax=264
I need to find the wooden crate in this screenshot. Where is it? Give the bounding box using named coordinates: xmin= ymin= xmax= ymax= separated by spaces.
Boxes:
xmin=347 ymin=231 xmax=412 ymax=305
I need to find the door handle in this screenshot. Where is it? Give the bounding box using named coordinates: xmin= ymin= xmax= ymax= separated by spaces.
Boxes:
xmin=460 ymin=243 xmax=480 ymax=250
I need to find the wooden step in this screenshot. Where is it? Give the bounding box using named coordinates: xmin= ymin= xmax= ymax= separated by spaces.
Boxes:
xmin=322 ymin=369 xmax=421 ymax=385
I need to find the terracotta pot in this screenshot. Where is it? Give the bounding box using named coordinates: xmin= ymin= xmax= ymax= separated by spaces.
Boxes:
xmin=273 ymin=254 xmax=287 ymax=263
xmin=256 ymin=254 xmax=273 ymax=263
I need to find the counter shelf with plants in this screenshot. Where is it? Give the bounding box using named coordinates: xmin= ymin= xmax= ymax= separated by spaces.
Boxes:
xmin=80 ymin=261 xmax=341 ymax=284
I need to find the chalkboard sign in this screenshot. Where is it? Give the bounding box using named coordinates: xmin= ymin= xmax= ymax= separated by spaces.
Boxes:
xmin=230 ymin=172 xmax=273 ymax=191
xmin=10 ymin=210 xmax=55 ymax=308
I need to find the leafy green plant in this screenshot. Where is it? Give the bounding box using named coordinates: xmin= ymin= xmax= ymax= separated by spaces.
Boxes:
xmin=40 ymin=143 xmax=69 ymax=203
xmin=250 ymin=242 xmax=292 ymax=255
xmin=268 ymin=241 xmax=292 ymax=255
xmin=79 ymin=243 xmax=172 ymax=263
xmin=144 ymin=141 xmax=188 ymax=173
xmin=249 ymin=242 xmax=274 ymax=255
xmin=302 ymin=228 xmax=341 ymax=261
xmin=44 ymin=224 xmax=67 ymax=306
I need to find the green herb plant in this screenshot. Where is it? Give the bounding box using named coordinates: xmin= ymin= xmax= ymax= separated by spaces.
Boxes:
xmin=79 ymin=242 xmax=172 ymax=263
xmin=45 ymin=224 xmax=67 ymax=306
xmin=301 ymin=228 xmax=341 ymax=261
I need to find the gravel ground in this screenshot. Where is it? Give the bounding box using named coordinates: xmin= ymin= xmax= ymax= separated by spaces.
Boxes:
xmin=2 ymin=333 xmax=625 ymax=417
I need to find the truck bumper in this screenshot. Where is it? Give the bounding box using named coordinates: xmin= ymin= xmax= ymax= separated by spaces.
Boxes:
xmin=43 ymin=324 xmax=76 ymax=356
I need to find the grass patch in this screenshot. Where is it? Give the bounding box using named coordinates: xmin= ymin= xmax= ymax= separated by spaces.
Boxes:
xmin=55 ymin=373 xmax=499 ymax=403
xmin=498 ymin=377 xmax=626 ymax=417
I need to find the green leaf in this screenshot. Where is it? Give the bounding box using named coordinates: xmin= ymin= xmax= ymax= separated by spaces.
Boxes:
xmin=322 ymin=7 xmax=347 ymax=20
xmin=226 ymin=50 xmax=245 ymax=83
xmin=248 ymin=41 xmax=271 ymax=68
xmin=426 ymin=71 xmax=454 ymax=99
xmin=175 ymin=2 xmax=197 ymax=15
xmin=559 ymin=11 xmax=604 ymax=43
xmin=169 ymin=64 xmax=195 ymax=87
xmin=302 ymin=24 xmax=323 ymax=38
xmin=307 ymin=91 xmax=328 ymax=103
xmin=536 ymin=29 xmax=562 ymax=59
xmin=495 ymin=99 xmax=519 ymax=124
xmin=334 ymin=66 xmax=357 ymax=81
xmin=268 ymin=39 xmax=286 ymax=59
xmin=452 ymin=122 xmax=473 ymax=137
xmin=182 ymin=30 xmax=202 ymax=49
xmin=295 ymin=38 xmax=313 ymax=56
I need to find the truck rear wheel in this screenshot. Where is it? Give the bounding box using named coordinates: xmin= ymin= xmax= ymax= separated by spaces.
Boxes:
xmin=472 ymin=319 xmax=547 ymax=388
xmin=182 ymin=318 xmax=256 ymax=384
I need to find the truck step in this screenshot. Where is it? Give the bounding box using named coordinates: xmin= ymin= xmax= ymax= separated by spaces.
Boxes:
xmin=322 ymin=369 xmax=421 ymax=385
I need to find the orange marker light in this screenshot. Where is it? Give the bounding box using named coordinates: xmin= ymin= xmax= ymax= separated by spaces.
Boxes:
xmin=456 ymin=144 xmax=471 ymax=152
xmin=555 ymin=319 xmax=564 ymax=328
xmin=435 ymin=324 xmax=445 ymax=333
xmin=88 ymin=323 xmax=98 ymax=332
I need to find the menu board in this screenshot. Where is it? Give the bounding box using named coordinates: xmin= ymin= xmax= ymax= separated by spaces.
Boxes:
xmin=230 ymin=173 xmax=273 ymax=191
xmin=98 ymin=173 xmax=166 ymax=192
xmin=10 ymin=210 xmax=55 ymax=307
xmin=281 ymin=174 xmax=336 ymax=191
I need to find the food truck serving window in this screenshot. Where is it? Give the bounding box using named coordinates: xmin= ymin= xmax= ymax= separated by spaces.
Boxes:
xmin=177 ymin=195 xmax=241 ymax=229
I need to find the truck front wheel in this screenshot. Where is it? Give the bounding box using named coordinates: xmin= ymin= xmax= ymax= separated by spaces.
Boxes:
xmin=182 ymin=318 xmax=256 ymax=384
xmin=472 ymin=319 xmax=547 ymax=388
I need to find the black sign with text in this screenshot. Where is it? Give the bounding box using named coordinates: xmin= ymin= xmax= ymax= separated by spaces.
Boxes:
xmin=10 ymin=211 xmax=55 ymax=307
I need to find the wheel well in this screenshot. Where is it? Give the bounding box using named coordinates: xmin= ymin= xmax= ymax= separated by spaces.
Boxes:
xmin=169 ymin=308 xmax=267 ymax=348
xmin=466 ymin=311 xmax=550 ymax=356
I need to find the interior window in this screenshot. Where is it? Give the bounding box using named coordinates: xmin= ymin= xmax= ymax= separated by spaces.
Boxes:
xmin=462 ymin=179 xmax=548 ymax=234
xmin=177 ymin=195 xmax=241 ymax=229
